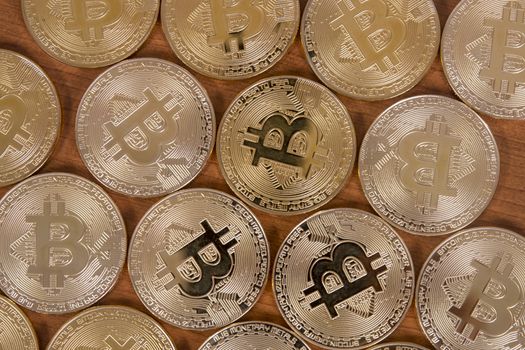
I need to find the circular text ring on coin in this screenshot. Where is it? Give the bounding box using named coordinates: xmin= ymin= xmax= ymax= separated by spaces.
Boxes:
xmin=0 ymin=295 xmax=39 ymax=349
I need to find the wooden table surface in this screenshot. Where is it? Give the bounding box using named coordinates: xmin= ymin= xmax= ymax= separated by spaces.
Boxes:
xmin=1 ymin=1 xmax=524 ymax=349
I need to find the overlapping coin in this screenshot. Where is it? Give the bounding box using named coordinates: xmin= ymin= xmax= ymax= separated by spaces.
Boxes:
xmin=0 ymin=173 xmax=126 ymax=314
xmin=161 ymin=0 xmax=300 ymax=79
xmin=21 ymin=0 xmax=160 ymax=68
xmin=274 ymin=208 xmax=414 ymax=349
xmin=217 ymin=76 xmax=356 ymax=215
xmin=359 ymin=95 xmax=499 ymax=235
xmin=0 ymin=49 xmax=60 ymax=188
xmin=368 ymin=343 xmax=429 ymax=350
xmin=128 ymin=189 xmax=269 ymax=330
xmin=417 ymin=227 xmax=525 ymax=350
xmin=442 ymin=0 xmax=525 ymax=119
xmin=0 ymin=295 xmax=38 ymax=349
xmin=76 ymin=58 xmax=215 ymax=198
xmin=302 ymin=0 xmax=440 ymax=100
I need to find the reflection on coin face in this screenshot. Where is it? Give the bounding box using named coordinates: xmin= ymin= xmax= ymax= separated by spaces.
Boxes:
xmin=21 ymin=0 xmax=159 ymax=68
xmin=417 ymin=227 xmax=525 ymax=350
xmin=47 ymin=306 xmax=177 ymax=349
xmin=129 ymin=189 xmax=269 ymax=330
xmin=442 ymin=0 xmax=525 ymax=119
xmin=217 ymin=76 xmax=356 ymax=215
xmin=161 ymin=0 xmax=299 ymax=79
xmin=274 ymin=208 xmax=414 ymax=349
xmin=301 ymin=0 xmax=440 ymax=100
xmin=76 ymin=58 xmax=215 ymax=198
xmin=0 ymin=173 xmax=127 ymax=314
xmin=359 ymin=95 xmax=499 ymax=235
xmin=0 ymin=296 xmax=38 ymax=349
xmin=0 ymin=50 xmax=60 ymax=188
xmin=199 ymin=322 xmax=311 ymax=350
xmin=368 ymin=343 xmax=429 ymax=350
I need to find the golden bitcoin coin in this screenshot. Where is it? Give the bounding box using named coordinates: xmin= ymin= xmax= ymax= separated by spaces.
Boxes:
xmin=128 ymin=188 xmax=269 ymax=330
xmin=274 ymin=208 xmax=414 ymax=350
xmin=198 ymin=322 xmax=311 ymax=350
xmin=47 ymin=305 xmax=177 ymax=349
xmin=417 ymin=227 xmax=525 ymax=350
xmin=161 ymin=0 xmax=300 ymax=79
xmin=217 ymin=76 xmax=356 ymax=215
xmin=0 ymin=296 xmax=38 ymax=349
xmin=442 ymin=0 xmax=525 ymax=119
xmin=368 ymin=343 xmax=429 ymax=350
xmin=302 ymin=0 xmax=440 ymax=100
xmin=0 ymin=49 xmax=60 ymax=188
xmin=0 ymin=173 xmax=126 ymax=314
xmin=359 ymin=95 xmax=499 ymax=235
xmin=21 ymin=0 xmax=159 ymax=68
xmin=76 ymin=58 xmax=215 ymax=198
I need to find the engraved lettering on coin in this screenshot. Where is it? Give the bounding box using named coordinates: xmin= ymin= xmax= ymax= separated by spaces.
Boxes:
xmin=0 ymin=296 xmax=39 ymax=349
xmin=0 ymin=95 xmax=30 ymax=156
xmin=65 ymin=0 xmax=123 ymax=41
xmin=105 ymin=335 xmax=144 ymax=350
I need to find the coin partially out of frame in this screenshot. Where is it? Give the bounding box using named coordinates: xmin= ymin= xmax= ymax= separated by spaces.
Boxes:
xmin=368 ymin=343 xmax=430 ymax=350
xmin=0 ymin=173 xmax=126 ymax=314
xmin=0 ymin=295 xmax=38 ymax=349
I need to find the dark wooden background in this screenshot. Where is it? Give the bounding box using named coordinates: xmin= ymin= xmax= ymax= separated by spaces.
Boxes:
xmin=1 ymin=1 xmax=524 ymax=349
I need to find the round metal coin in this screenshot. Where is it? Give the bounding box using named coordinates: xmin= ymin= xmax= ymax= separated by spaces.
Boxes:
xmin=274 ymin=208 xmax=414 ymax=349
xmin=368 ymin=343 xmax=430 ymax=350
xmin=76 ymin=58 xmax=215 ymax=198
xmin=128 ymin=188 xmax=269 ymax=330
xmin=359 ymin=95 xmax=499 ymax=235
xmin=161 ymin=0 xmax=300 ymax=80
xmin=302 ymin=0 xmax=440 ymax=100
xmin=442 ymin=0 xmax=525 ymax=119
xmin=22 ymin=0 xmax=160 ymax=68
xmin=0 ymin=295 xmax=38 ymax=349
xmin=0 ymin=49 xmax=60 ymax=188
xmin=417 ymin=227 xmax=525 ymax=350
xmin=0 ymin=173 xmax=127 ymax=314
xmin=217 ymin=76 xmax=356 ymax=215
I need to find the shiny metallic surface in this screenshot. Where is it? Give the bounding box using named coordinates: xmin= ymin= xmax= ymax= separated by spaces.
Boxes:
xmin=0 ymin=49 xmax=60 ymax=188
xmin=417 ymin=227 xmax=525 ymax=350
xmin=217 ymin=76 xmax=356 ymax=215
xmin=368 ymin=343 xmax=429 ymax=350
xmin=274 ymin=208 xmax=414 ymax=349
xmin=0 ymin=295 xmax=38 ymax=349
xmin=21 ymin=0 xmax=160 ymax=68
xmin=442 ymin=0 xmax=525 ymax=119
xmin=359 ymin=95 xmax=499 ymax=235
xmin=161 ymin=0 xmax=300 ymax=80
xmin=301 ymin=0 xmax=440 ymax=100
xmin=128 ymin=188 xmax=269 ymax=330
xmin=0 ymin=173 xmax=127 ymax=314
xmin=76 ymin=58 xmax=215 ymax=198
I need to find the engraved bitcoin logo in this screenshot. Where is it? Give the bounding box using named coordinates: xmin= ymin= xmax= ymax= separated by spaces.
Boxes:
xmin=448 ymin=256 xmax=521 ymax=340
xmin=65 ymin=0 xmax=123 ymax=41
xmin=303 ymin=241 xmax=387 ymax=319
xmin=398 ymin=115 xmax=461 ymax=214
xmin=330 ymin=0 xmax=406 ymax=72
xmin=103 ymin=88 xmax=183 ymax=165
xmin=104 ymin=335 xmax=144 ymax=350
xmin=156 ymin=220 xmax=238 ymax=297
xmin=0 ymin=94 xmax=30 ymax=156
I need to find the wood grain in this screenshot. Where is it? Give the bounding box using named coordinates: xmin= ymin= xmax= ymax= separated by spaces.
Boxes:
xmin=1 ymin=1 xmax=524 ymax=349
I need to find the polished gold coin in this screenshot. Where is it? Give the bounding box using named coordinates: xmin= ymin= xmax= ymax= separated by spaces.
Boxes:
xmin=0 ymin=173 xmax=126 ymax=314
xmin=129 ymin=188 xmax=269 ymax=330
xmin=274 ymin=208 xmax=414 ymax=349
xmin=302 ymin=0 xmax=440 ymax=100
xmin=417 ymin=227 xmax=525 ymax=350
xmin=199 ymin=321 xmax=311 ymax=350
xmin=0 ymin=295 xmax=38 ymax=349
xmin=359 ymin=95 xmax=499 ymax=235
xmin=368 ymin=343 xmax=429 ymax=350
xmin=442 ymin=0 xmax=525 ymax=119
xmin=217 ymin=76 xmax=356 ymax=215
xmin=0 ymin=49 xmax=60 ymax=188
xmin=76 ymin=58 xmax=215 ymax=198
xmin=161 ymin=0 xmax=300 ymax=80
xmin=22 ymin=0 xmax=159 ymax=68
xmin=47 ymin=305 xmax=177 ymax=349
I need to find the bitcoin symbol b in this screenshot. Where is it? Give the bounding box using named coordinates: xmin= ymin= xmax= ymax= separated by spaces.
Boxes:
xmin=105 ymin=335 xmax=144 ymax=350
xmin=65 ymin=0 xmax=123 ymax=41
xmin=0 ymin=94 xmax=30 ymax=156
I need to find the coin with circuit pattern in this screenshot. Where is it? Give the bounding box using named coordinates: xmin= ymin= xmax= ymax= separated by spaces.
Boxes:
xmin=274 ymin=208 xmax=414 ymax=349
xmin=76 ymin=58 xmax=215 ymax=198
xmin=417 ymin=227 xmax=525 ymax=350
xmin=128 ymin=188 xmax=269 ymax=330
xmin=0 ymin=295 xmax=38 ymax=349
xmin=217 ymin=76 xmax=356 ymax=215
xmin=368 ymin=343 xmax=429 ymax=350
xmin=0 ymin=49 xmax=60 ymax=188
xmin=0 ymin=173 xmax=126 ymax=314
xmin=359 ymin=95 xmax=499 ymax=235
